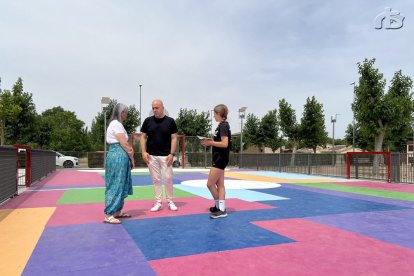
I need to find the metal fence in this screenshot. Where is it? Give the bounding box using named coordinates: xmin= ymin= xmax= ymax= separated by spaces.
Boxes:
xmin=0 ymin=146 xmax=18 ymax=203
xmin=236 ymin=152 xmax=414 ymax=184
xmin=31 ymin=149 xmax=56 ymax=183
xmin=238 ymin=153 xmax=347 ymax=178
xmin=0 ymin=145 xmax=56 ymax=204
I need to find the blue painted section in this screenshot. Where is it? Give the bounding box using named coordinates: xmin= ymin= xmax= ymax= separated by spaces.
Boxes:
xmin=175 ymin=184 xmax=289 ymax=201
xmin=229 ymin=187 xmax=408 ymax=222
xmin=123 ymin=186 xmax=406 ymax=261
xmin=173 ymin=172 xmax=209 ymax=181
xmin=123 ymin=213 xmax=295 ymax=260
xmin=23 ymin=223 xmax=156 ymax=275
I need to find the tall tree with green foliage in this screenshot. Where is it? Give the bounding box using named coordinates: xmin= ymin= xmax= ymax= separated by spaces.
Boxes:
xmin=231 ymin=135 xmax=242 ymax=153
xmin=344 ymin=122 xmax=370 ymax=151
xmin=260 ymin=109 xmax=282 ymax=152
xmin=352 ymin=59 xmax=414 ymax=153
xmin=278 ymin=99 xmax=302 ymax=153
xmin=175 ymin=108 xmax=210 ymax=136
xmin=175 ymin=108 xmax=210 ymax=153
xmin=301 ymin=96 xmax=327 ymax=153
xmin=3 ymin=78 xmax=37 ymax=145
xmin=243 ymin=113 xmax=261 ymax=151
xmin=0 ymin=87 xmax=22 ymax=145
xmin=36 ymin=106 xmax=91 ymax=151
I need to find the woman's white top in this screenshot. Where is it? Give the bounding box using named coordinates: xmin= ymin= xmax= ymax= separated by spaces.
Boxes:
xmin=106 ymin=120 xmax=128 ymax=144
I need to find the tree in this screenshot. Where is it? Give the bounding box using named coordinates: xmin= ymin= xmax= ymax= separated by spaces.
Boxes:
xmin=353 ymin=59 xmax=414 ymax=153
xmin=243 ymin=113 xmax=261 ymax=151
xmin=231 ymin=135 xmax=241 ymax=153
xmin=3 ymin=78 xmax=37 ymax=145
xmin=36 ymin=106 xmax=91 ymax=151
xmin=175 ymin=108 xmax=210 ymax=136
xmin=260 ymin=109 xmax=282 ymax=152
xmin=278 ymin=99 xmax=302 ymax=153
xmin=123 ymin=105 xmax=140 ymax=134
xmin=0 ymin=88 xmax=22 ymax=145
xmin=175 ymin=108 xmax=210 ymax=152
xmin=344 ymin=122 xmax=371 ymax=150
xmin=301 ymin=96 xmax=327 ymax=153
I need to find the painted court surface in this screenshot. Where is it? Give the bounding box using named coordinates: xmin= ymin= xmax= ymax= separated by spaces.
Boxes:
xmin=1 ymin=169 xmax=414 ymax=275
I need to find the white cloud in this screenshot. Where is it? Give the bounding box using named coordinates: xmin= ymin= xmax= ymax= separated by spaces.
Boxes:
xmin=1 ymin=0 xmax=413 ymax=138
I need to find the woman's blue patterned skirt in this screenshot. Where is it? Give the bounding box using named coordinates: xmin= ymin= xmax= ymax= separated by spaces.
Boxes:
xmin=104 ymin=143 xmax=133 ymax=215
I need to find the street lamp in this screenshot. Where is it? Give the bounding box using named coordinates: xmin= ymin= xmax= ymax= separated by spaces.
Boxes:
xmin=239 ymin=106 xmax=247 ymax=167
xmin=331 ymin=113 xmax=340 ymax=154
xmin=101 ymin=97 xmax=111 ymax=167
xmin=139 ymin=84 xmax=142 ymax=130
xmin=350 ymin=82 xmax=356 ymax=151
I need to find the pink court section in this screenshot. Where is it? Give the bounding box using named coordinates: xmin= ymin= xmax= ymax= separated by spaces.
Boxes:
xmin=32 ymin=170 xmax=105 ymax=187
xmin=0 ymin=190 xmax=65 ymax=209
xmin=47 ymin=197 xmax=275 ymax=227
xmin=150 ymin=218 xmax=414 ymax=275
xmin=329 ymin=181 xmax=414 ymax=193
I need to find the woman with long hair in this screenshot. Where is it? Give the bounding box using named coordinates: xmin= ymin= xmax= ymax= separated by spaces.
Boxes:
xmin=104 ymin=103 xmax=135 ymax=224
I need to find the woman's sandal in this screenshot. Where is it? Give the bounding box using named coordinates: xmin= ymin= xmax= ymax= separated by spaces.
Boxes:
xmin=103 ymin=215 xmax=121 ymax=224
xmin=114 ymin=212 xmax=132 ymax=218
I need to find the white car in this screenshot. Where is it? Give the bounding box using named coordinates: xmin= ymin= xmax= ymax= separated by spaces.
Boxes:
xmin=56 ymin=152 xmax=80 ymax=168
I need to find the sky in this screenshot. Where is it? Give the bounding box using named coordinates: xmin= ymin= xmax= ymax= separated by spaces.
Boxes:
xmin=1 ymin=1 xmax=413 ymax=139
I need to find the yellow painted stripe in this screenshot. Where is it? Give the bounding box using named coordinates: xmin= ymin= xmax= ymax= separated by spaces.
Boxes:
xmin=0 ymin=207 xmax=55 ymax=276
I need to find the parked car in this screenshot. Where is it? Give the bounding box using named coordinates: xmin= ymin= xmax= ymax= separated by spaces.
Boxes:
xmin=173 ymin=156 xmax=181 ymax=168
xmin=56 ymin=152 xmax=80 ymax=168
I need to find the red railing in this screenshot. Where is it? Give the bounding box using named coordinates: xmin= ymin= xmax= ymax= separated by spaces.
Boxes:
xmin=13 ymin=144 xmax=32 ymax=187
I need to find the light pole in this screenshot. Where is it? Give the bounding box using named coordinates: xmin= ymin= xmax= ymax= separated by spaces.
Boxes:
xmin=139 ymin=84 xmax=142 ymax=130
xmin=101 ymin=97 xmax=111 ymax=167
xmin=210 ymin=110 xmax=214 ymax=136
xmin=350 ymin=82 xmax=356 ymax=151
xmin=239 ymin=107 xmax=247 ymax=167
xmin=331 ymin=114 xmax=340 ymax=154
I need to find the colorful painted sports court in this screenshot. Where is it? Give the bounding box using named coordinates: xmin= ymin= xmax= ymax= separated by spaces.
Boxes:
xmin=1 ymin=168 xmax=414 ymax=275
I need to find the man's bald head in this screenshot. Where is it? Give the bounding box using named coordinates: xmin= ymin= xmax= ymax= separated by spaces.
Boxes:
xmin=152 ymin=99 xmax=165 ymax=118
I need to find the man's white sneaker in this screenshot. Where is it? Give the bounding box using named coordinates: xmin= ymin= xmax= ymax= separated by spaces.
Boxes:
xmin=150 ymin=202 xmax=162 ymax=212
xmin=168 ymin=201 xmax=178 ymax=211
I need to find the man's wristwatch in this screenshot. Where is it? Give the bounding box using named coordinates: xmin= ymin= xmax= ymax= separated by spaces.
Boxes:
xmin=170 ymin=153 xmax=175 ymax=156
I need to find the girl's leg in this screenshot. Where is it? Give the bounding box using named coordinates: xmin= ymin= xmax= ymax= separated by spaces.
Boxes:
xmin=206 ymin=167 xmax=223 ymax=200
xmin=216 ymin=170 xmax=225 ymax=200
xmin=216 ymin=171 xmax=226 ymax=211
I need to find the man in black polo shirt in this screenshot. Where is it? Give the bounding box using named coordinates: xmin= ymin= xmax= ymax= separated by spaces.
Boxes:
xmin=140 ymin=99 xmax=178 ymax=211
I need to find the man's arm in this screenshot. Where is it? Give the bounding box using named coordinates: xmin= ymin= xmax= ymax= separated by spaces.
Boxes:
xmin=167 ymin=133 xmax=178 ymax=166
xmin=170 ymin=133 xmax=178 ymax=154
xmin=140 ymin=132 xmax=150 ymax=164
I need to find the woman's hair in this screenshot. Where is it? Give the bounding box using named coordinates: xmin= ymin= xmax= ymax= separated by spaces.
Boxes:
xmin=214 ymin=104 xmax=229 ymax=121
xmin=110 ymin=103 xmax=128 ymax=122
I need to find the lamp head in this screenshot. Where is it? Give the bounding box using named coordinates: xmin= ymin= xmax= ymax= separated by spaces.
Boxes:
xmin=101 ymin=97 xmax=111 ymax=106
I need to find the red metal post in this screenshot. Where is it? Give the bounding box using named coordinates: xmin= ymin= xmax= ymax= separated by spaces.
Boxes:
xmin=387 ymin=152 xmax=391 ymax=183
xmin=346 ymin=152 xmax=350 ymax=179
xmin=26 ymin=147 xmax=31 ymax=187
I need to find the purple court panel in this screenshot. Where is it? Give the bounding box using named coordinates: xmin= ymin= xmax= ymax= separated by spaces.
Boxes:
xmin=23 ymin=223 xmax=155 ymax=275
